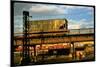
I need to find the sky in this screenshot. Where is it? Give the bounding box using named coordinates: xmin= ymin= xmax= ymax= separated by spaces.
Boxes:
xmin=14 ymin=2 xmax=94 ymax=33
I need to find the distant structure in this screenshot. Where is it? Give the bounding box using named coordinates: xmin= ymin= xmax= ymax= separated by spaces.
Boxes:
xmin=59 ymin=19 xmax=68 ymax=30
xmin=29 ymin=18 xmax=68 ymax=32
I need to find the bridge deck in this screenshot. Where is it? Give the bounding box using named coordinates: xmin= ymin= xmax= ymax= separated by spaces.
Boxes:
xmin=14 ymin=33 xmax=94 ymax=45
xmin=14 ymin=28 xmax=94 ymax=45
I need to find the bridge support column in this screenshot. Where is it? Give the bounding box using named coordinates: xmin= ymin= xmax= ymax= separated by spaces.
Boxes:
xmin=71 ymin=42 xmax=76 ymax=61
xmin=33 ymin=45 xmax=37 ymax=62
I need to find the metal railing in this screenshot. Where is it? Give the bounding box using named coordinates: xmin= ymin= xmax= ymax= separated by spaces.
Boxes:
xmin=14 ymin=28 xmax=94 ymax=36
xmin=68 ymin=28 xmax=94 ymax=34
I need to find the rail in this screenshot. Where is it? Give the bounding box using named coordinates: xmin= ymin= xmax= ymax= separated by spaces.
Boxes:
xmin=14 ymin=28 xmax=94 ymax=36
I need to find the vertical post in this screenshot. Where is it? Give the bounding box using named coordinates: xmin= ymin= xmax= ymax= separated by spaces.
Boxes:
xmin=21 ymin=11 xmax=31 ymax=65
xmin=65 ymin=19 xmax=68 ymax=30
xmin=33 ymin=45 xmax=36 ymax=62
xmin=71 ymin=42 xmax=76 ymax=61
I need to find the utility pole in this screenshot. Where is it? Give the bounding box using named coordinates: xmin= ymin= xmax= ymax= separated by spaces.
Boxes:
xmin=21 ymin=11 xmax=31 ymax=65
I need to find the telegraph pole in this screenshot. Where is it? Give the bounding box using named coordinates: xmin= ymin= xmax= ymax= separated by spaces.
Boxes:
xmin=21 ymin=11 xmax=31 ymax=65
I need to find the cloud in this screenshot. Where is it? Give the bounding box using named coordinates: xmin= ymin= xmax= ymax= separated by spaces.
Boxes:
xmin=14 ymin=15 xmax=23 ymax=33
xmin=29 ymin=4 xmax=66 ymax=15
xmin=64 ymin=5 xmax=93 ymax=10
xmin=68 ymin=19 xmax=94 ymax=29
xmin=62 ymin=6 xmax=94 ymax=16
xmin=68 ymin=25 xmax=80 ymax=29
xmin=14 ymin=3 xmax=94 ymax=16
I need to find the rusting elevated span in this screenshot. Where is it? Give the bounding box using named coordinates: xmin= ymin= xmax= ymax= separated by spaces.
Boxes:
xmin=14 ymin=28 xmax=94 ymax=46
